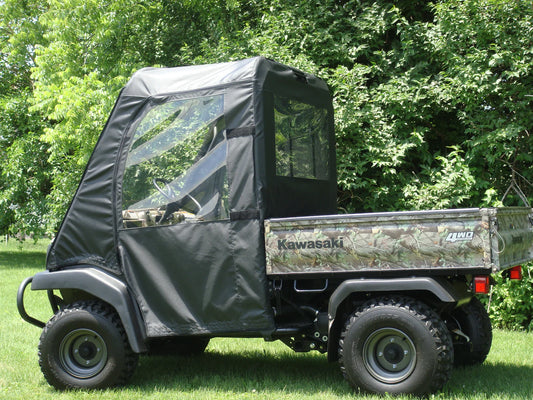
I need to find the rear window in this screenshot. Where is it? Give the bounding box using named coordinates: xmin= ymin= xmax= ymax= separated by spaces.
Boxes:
xmin=274 ymin=95 xmax=330 ymax=180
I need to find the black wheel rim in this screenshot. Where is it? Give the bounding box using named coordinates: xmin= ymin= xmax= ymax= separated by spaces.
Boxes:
xmin=363 ymin=328 xmax=416 ymax=384
xmin=59 ymin=328 xmax=108 ymax=379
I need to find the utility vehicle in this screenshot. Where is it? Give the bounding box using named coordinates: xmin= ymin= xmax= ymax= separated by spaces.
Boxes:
xmin=18 ymin=57 xmax=533 ymax=395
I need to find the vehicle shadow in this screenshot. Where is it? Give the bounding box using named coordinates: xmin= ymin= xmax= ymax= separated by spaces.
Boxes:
xmin=132 ymin=350 xmax=348 ymax=395
xmin=131 ymin=349 xmax=533 ymax=397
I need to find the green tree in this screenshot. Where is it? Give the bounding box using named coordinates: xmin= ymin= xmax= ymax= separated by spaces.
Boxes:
xmin=0 ymin=0 xmax=51 ymax=237
xmin=2 ymin=0 xmax=532 ymax=234
xmin=433 ymin=0 xmax=533 ymax=208
xmin=327 ymin=0 xmax=532 ymax=212
xmin=31 ymin=0 xmax=257 ymax=226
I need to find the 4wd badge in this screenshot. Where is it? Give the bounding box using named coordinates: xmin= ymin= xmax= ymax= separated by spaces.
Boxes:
xmin=445 ymin=231 xmax=474 ymax=243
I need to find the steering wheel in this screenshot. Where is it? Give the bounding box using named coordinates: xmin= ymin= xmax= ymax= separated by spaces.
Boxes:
xmin=153 ymin=178 xmax=202 ymax=223
xmin=153 ymin=178 xmax=176 ymax=201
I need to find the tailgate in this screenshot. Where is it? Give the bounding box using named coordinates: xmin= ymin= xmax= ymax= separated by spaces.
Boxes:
xmin=488 ymin=207 xmax=533 ymax=271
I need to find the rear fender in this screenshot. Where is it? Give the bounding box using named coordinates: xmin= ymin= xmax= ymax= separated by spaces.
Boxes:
xmin=31 ymin=268 xmax=147 ymax=353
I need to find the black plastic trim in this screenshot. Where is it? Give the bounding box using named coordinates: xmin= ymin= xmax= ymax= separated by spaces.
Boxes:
xmin=267 ymin=268 xmax=491 ymax=280
xmin=328 ymin=277 xmax=460 ymax=321
xmin=30 ymin=268 xmax=147 ymax=353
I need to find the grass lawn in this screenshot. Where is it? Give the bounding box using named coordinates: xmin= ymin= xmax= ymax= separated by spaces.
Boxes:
xmin=1 ymin=239 xmax=532 ymax=399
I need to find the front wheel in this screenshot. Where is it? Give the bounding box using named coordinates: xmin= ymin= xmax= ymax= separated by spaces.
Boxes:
xmin=39 ymin=301 xmax=138 ymax=390
xmin=339 ymin=296 xmax=453 ymax=395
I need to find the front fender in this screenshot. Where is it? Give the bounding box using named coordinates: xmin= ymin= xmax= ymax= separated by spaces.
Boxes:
xmin=30 ymin=268 xmax=147 ymax=353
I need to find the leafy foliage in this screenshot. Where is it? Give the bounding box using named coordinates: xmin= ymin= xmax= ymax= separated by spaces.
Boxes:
xmin=432 ymin=0 xmax=533 ymax=208
xmin=484 ymin=263 xmax=533 ymax=332
xmin=0 ymin=0 xmax=51 ymax=237
xmin=1 ymin=0 xmax=530 ymax=234
xmin=0 ymin=91 xmax=51 ymax=237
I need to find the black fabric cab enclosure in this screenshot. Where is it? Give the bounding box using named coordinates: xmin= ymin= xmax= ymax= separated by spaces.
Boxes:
xmin=46 ymin=57 xmax=336 ymax=337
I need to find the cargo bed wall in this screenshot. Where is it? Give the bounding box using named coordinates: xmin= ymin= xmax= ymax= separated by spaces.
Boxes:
xmin=489 ymin=207 xmax=533 ymax=270
xmin=264 ymin=208 xmax=533 ymax=276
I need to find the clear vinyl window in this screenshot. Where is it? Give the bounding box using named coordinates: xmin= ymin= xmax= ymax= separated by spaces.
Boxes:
xmin=274 ymin=95 xmax=330 ymax=180
xmin=122 ymin=95 xmax=229 ymax=228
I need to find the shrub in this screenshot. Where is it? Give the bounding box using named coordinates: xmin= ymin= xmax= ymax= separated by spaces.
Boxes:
xmin=483 ymin=262 xmax=533 ymax=331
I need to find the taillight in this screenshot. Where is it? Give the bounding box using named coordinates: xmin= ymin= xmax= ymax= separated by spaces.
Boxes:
xmin=502 ymin=265 xmax=523 ymax=280
xmin=473 ymin=276 xmax=490 ymax=294
xmin=509 ymin=265 xmax=522 ymax=281
xmin=508 ymin=265 xmax=522 ymax=280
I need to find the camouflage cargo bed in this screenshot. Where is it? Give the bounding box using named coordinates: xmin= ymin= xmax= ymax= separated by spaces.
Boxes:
xmin=264 ymin=207 xmax=533 ymax=275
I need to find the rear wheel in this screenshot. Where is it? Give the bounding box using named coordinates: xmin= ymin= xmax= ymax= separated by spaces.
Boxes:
xmin=339 ymin=296 xmax=453 ymax=395
xmin=39 ymin=301 xmax=138 ymax=390
xmin=451 ymin=297 xmax=492 ymax=366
